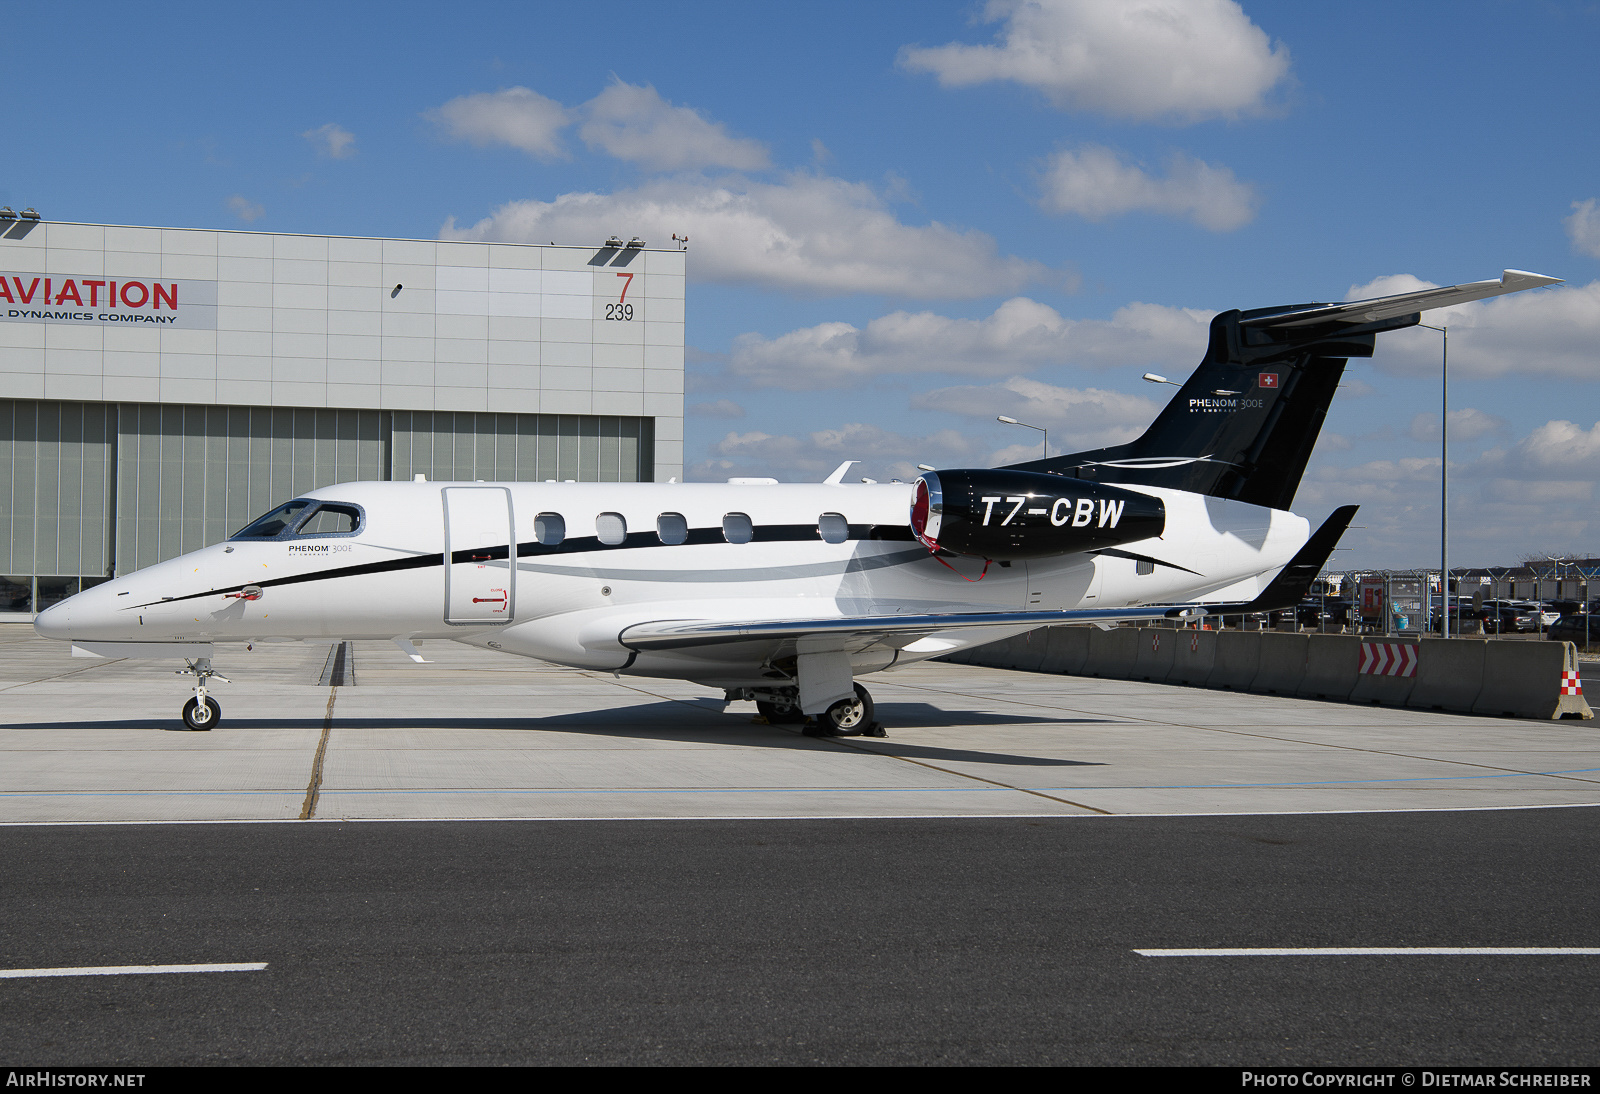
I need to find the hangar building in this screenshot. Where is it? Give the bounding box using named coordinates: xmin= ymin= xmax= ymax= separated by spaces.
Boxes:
xmin=0 ymin=218 xmax=686 ymax=617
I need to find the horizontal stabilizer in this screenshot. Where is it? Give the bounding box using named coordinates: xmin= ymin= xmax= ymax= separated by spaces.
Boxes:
xmin=1242 ymin=270 xmax=1562 ymax=330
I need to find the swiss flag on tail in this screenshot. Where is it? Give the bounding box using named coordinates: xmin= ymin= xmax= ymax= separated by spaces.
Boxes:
xmin=1259 ymin=373 xmax=1279 ymax=388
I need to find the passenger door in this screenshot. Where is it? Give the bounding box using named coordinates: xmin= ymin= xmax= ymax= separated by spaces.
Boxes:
xmin=442 ymin=487 xmax=515 ymax=625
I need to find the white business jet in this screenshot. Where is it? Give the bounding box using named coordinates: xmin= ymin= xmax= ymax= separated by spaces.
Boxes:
xmin=35 ymin=271 xmax=1560 ymax=732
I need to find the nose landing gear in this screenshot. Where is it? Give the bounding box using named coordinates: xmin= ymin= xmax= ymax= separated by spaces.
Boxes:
xmin=176 ymin=658 xmax=229 ymax=731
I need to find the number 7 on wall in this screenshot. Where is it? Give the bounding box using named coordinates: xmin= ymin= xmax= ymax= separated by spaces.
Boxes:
xmin=616 ymin=272 xmax=634 ymax=303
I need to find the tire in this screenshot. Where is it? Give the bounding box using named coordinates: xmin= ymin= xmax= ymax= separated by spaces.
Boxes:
xmin=821 ymin=684 xmax=874 ymax=736
xmin=182 ymin=696 xmax=220 ymax=731
xmin=756 ymin=699 xmax=806 ymax=725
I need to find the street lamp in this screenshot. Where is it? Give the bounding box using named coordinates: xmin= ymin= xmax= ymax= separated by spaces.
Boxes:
xmin=1419 ymin=323 xmax=1449 ymax=637
xmin=997 ymin=416 xmax=1047 ymax=459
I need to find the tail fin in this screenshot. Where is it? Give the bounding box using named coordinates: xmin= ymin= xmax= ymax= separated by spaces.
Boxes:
xmin=1008 ymin=270 xmax=1561 ymax=511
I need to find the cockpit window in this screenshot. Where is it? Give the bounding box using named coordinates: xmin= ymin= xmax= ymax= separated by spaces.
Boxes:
xmin=230 ymin=500 xmax=362 ymax=540
xmin=232 ymin=499 xmax=315 ymax=539
xmin=296 ymin=505 xmax=360 ymax=536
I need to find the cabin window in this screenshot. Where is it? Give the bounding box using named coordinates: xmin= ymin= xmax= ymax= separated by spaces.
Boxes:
xmin=596 ymin=512 xmax=628 ymax=545
xmin=534 ymin=512 xmax=565 ymax=545
xmin=818 ymin=513 xmax=849 ymax=544
xmin=657 ymin=512 xmax=688 ymax=545
xmin=1136 ymin=559 xmax=1155 ymax=575
xmin=722 ymin=512 xmax=753 ymax=544
xmin=296 ymin=504 xmax=360 ymax=535
xmin=231 ymin=499 xmax=315 ymax=540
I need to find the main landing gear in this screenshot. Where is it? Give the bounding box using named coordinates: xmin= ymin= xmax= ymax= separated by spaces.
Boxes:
xmin=176 ymin=658 xmax=229 ymax=731
xmin=746 ymin=683 xmax=886 ymax=738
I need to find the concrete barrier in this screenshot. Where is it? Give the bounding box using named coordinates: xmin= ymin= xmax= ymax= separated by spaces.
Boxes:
xmin=988 ymin=629 xmax=1049 ymax=672
xmin=1082 ymin=626 xmax=1140 ymax=679
xmin=1297 ymin=634 xmax=1363 ymax=701
xmin=1131 ymin=627 xmax=1177 ymax=683
xmin=1252 ymin=633 xmax=1310 ymax=696
xmin=1347 ymin=637 xmax=1420 ymax=707
xmin=945 ymin=625 xmax=1591 ymax=723
xmin=1040 ymin=626 xmax=1091 ymax=675
xmin=1167 ymin=629 xmax=1218 ymax=687
xmin=1013 ymin=627 xmax=1054 ymax=672
xmin=1406 ymin=638 xmax=1488 ymax=714
xmin=1472 ymin=640 xmax=1595 ymax=720
xmin=1206 ymin=631 xmax=1261 ymax=691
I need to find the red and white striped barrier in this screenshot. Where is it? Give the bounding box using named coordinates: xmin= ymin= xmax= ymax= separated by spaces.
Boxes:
xmin=1562 ymin=670 xmax=1583 ymax=696
xmin=1359 ymin=642 xmax=1417 ymax=677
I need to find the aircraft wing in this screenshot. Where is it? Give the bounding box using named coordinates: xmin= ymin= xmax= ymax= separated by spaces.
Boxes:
xmin=1240 ymin=269 xmax=1561 ymax=330
xmin=618 ymin=506 xmax=1358 ymax=655
xmin=618 ymin=603 xmax=1204 ymax=652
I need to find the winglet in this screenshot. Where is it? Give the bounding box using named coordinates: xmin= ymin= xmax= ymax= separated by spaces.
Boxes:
xmin=823 ymin=461 xmax=856 ymax=485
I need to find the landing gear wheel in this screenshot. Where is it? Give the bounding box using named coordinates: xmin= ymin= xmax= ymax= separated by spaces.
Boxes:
xmin=756 ymin=699 xmax=807 ymax=725
xmin=182 ymin=696 xmax=220 ymax=731
xmin=820 ymin=684 xmax=875 ymax=736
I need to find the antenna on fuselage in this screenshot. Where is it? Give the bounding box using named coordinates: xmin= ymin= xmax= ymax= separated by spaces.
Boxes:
xmin=823 ymin=461 xmax=856 ymax=485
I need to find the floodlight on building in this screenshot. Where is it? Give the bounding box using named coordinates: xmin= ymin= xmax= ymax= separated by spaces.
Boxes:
xmin=0 ymin=208 xmax=14 ymax=220
xmin=604 ymin=236 xmax=623 ymax=248
xmin=20 ymin=208 xmax=39 ymax=221
xmin=625 ymin=237 xmax=646 ymax=249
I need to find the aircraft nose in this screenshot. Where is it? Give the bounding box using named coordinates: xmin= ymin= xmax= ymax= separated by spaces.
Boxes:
xmin=33 ymin=599 xmax=73 ymax=641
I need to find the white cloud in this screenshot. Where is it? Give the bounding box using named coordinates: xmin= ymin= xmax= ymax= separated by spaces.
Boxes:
xmin=1476 ymin=419 xmax=1600 ymax=480
xmin=912 ymin=376 xmax=1159 ymax=450
xmin=1038 ymin=145 xmax=1258 ymax=230
xmin=444 ymin=174 xmax=1054 ymax=298
xmin=1565 ymin=199 xmax=1600 ymax=258
xmin=899 ymin=0 xmax=1291 ymax=122
xmin=427 ymin=81 xmax=765 ymax=171
xmin=426 ymin=87 xmax=572 ymax=160
xmin=302 ymin=122 xmax=356 ymax=159
xmin=1300 ymin=416 xmax=1600 ymax=567
xmin=1344 ymin=274 xmax=1599 ymax=381
xmin=725 ymin=296 xmax=1212 ymax=388
xmin=579 ymin=81 xmax=768 ymax=171
xmin=691 ymin=423 xmax=981 ymax=484
xmin=687 ymin=398 xmax=746 ymax=419
xmin=226 ymin=195 xmax=264 ymax=223
xmin=1406 ymin=408 xmax=1507 ymax=445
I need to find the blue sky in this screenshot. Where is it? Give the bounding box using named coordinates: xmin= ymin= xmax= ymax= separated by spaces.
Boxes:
xmin=7 ymin=0 xmax=1599 ymax=570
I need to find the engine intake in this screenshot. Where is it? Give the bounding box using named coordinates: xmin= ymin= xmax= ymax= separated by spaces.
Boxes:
xmin=911 ymin=469 xmax=1165 ymax=561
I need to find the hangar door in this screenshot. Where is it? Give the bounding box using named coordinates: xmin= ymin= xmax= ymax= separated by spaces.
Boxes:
xmin=442 ymin=487 xmax=516 ymax=625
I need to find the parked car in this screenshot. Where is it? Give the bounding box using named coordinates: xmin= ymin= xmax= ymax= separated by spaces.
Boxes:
xmin=1431 ymin=604 xmax=1489 ymax=632
xmin=1288 ymin=597 xmax=1353 ymax=630
xmin=1479 ymin=601 xmax=1539 ymax=634
xmin=1516 ymin=600 xmax=1561 ymax=628
xmin=1548 ymin=615 xmax=1600 ymax=644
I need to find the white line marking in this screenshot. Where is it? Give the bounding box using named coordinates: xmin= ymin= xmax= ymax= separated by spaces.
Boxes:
xmin=0 ymin=962 xmax=267 ymax=979
xmin=1134 ymin=948 xmax=1600 ymax=957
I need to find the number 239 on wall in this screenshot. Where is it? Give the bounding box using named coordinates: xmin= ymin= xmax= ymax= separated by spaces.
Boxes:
xmin=606 ymin=272 xmax=635 ymax=321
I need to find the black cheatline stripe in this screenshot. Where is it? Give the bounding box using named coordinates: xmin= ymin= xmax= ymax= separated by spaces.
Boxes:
xmin=1092 ymin=547 xmax=1203 ymax=577
xmin=134 ymin=552 xmax=447 ymax=609
xmin=135 ymin=524 xmax=919 ymax=609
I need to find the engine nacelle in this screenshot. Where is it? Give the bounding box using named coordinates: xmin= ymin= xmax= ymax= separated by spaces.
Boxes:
xmin=911 ymin=469 xmax=1165 ymax=561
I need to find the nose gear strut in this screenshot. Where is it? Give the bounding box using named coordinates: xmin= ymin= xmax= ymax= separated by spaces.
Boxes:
xmin=175 ymin=657 xmax=229 ymax=731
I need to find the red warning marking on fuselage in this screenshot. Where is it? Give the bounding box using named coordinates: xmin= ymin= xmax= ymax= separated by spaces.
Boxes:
xmin=472 ymin=588 xmax=508 ymax=612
